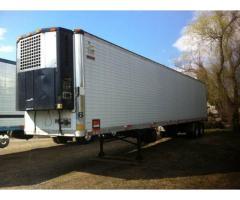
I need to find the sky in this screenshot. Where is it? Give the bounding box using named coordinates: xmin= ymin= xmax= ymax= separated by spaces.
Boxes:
xmin=0 ymin=11 xmax=193 ymax=67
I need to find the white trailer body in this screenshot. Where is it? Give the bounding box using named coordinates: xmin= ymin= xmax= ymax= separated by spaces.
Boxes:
xmin=80 ymin=32 xmax=207 ymax=133
xmin=16 ymin=28 xmax=207 ymax=139
xmin=0 ymin=58 xmax=24 ymax=128
xmin=0 ymin=58 xmax=24 ymax=148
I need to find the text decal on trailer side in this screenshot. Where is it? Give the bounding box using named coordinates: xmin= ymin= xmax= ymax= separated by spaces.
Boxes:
xmin=16 ymin=27 xmax=207 ymax=157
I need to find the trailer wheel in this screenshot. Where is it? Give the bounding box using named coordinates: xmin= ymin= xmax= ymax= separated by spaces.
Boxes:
xmin=199 ymin=123 xmax=204 ymax=136
xmin=76 ymin=134 xmax=92 ymax=144
xmin=141 ymin=129 xmax=157 ymax=143
xmin=163 ymin=125 xmax=178 ymax=137
xmin=195 ymin=123 xmax=200 ymax=137
xmin=0 ymin=133 xmax=10 ymax=148
xmin=187 ymin=123 xmax=200 ymax=138
xmin=52 ymin=137 xmax=60 ymax=144
xmin=52 ymin=136 xmax=71 ymax=144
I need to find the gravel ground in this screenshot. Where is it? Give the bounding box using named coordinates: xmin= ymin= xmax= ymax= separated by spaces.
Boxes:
xmin=0 ymin=130 xmax=240 ymax=189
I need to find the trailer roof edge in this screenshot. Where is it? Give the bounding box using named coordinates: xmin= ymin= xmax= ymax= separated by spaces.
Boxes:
xmin=17 ymin=27 xmax=72 ymax=43
xmin=74 ymin=28 xmax=205 ymax=86
xmin=0 ymin=58 xmax=16 ymax=65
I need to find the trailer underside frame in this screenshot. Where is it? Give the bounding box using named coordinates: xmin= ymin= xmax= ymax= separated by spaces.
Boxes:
xmin=98 ymin=130 xmax=144 ymax=161
xmin=97 ymin=121 xmax=205 ymax=161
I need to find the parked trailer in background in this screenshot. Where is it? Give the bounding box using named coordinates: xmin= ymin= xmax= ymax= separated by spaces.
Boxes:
xmin=0 ymin=58 xmax=25 ymax=148
xmin=16 ymin=27 xmax=207 ymax=157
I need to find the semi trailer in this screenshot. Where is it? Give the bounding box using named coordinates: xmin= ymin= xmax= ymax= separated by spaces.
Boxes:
xmin=16 ymin=27 xmax=207 ymax=156
xmin=0 ymin=58 xmax=25 ymax=148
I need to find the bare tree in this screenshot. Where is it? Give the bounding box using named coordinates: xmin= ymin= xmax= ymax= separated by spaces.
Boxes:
xmin=175 ymin=11 xmax=240 ymax=132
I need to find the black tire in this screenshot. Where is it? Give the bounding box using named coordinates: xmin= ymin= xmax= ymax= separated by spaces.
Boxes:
xmin=163 ymin=125 xmax=178 ymax=137
xmin=11 ymin=130 xmax=33 ymax=140
xmin=52 ymin=136 xmax=71 ymax=144
xmin=52 ymin=137 xmax=60 ymax=144
xmin=76 ymin=135 xmax=93 ymax=144
xmin=159 ymin=130 xmax=166 ymax=138
xmin=199 ymin=123 xmax=204 ymax=136
xmin=0 ymin=134 xmax=10 ymax=148
xmin=141 ymin=128 xmax=157 ymax=143
xmin=195 ymin=123 xmax=200 ymax=138
xmin=186 ymin=123 xmax=199 ymax=138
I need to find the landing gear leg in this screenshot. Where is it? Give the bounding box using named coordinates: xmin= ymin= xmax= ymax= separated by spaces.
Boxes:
xmin=98 ymin=134 xmax=105 ymax=158
xmin=136 ymin=132 xmax=143 ymax=161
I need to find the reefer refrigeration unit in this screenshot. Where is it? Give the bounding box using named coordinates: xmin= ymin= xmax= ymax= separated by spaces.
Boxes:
xmin=16 ymin=27 xmax=207 ymax=144
xmin=0 ymin=58 xmax=24 ymax=148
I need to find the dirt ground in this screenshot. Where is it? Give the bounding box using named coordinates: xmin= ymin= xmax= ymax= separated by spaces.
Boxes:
xmin=0 ymin=129 xmax=240 ymax=189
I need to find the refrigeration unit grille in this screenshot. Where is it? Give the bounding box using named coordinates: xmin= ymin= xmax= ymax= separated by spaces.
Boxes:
xmin=20 ymin=34 xmax=41 ymax=71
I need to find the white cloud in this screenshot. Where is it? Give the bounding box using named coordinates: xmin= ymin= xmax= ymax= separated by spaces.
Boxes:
xmin=0 ymin=27 xmax=7 ymax=40
xmin=0 ymin=45 xmax=14 ymax=53
xmin=173 ymin=11 xmax=215 ymax=54
xmin=0 ymin=27 xmax=14 ymax=53
xmin=173 ymin=12 xmax=202 ymax=52
xmin=173 ymin=26 xmax=202 ymax=52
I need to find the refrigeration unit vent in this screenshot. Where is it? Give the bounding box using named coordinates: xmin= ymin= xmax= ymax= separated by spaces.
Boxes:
xmin=20 ymin=34 xmax=41 ymax=71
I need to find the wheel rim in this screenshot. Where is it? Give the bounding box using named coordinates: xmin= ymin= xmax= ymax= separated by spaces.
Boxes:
xmin=193 ymin=124 xmax=199 ymax=137
xmin=0 ymin=139 xmax=7 ymax=145
xmin=0 ymin=134 xmax=9 ymax=145
xmin=85 ymin=134 xmax=92 ymax=141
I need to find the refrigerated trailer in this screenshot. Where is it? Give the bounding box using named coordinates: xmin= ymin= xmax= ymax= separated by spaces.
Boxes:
xmin=16 ymin=27 xmax=207 ymax=156
xmin=0 ymin=58 xmax=25 ymax=148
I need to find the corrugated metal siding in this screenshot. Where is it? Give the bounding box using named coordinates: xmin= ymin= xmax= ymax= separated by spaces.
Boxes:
xmin=0 ymin=60 xmax=24 ymax=126
xmin=83 ymin=34 xmax=207 ymax=131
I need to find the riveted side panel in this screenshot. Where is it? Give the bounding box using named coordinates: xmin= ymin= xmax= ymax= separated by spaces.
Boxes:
xmin=83 ymin=33 xmax=207 ymax=132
